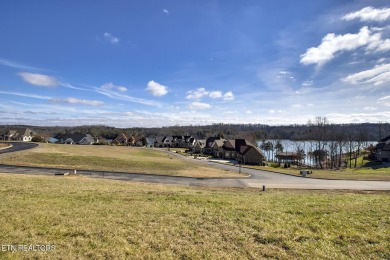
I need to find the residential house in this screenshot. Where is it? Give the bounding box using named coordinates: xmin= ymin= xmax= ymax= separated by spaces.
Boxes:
xmin=204 ymin=137 xmax=224 ymax=154
xmin=172 ymin=136 xmax=196 ymax=148
xmin=237 ymin=145 xmax=265 ymax=165
xmin=210 ymin=138 xmax=265 ymax=165
xmin=145 ymin=137 xmax=156 ymax=147
xmin=211 ymin=139 xmax=226 ymax=157
xmin=162 ymin=136 xmax=174 ymax=147
xmin=220 ymin=139 xmax=237 ymax=159
xmin=192 ymin=139 xmax=206 ymax=153
xmin=376 ymin=135 xmax=390 ymax=162
xmin=134 ymin=136 xmax=145 ymax=147
xmin=0 ymin=128 xmax=36 ymax=142
xmin=55 ymin=133 xmax=95 ymax=145
xmin=275 ymin=151 xmax=300 ymax=163
xmin=112 ymin=133 xmax=135 ymax=146
xmin=154 ymin=136 xmax=166 ymax=148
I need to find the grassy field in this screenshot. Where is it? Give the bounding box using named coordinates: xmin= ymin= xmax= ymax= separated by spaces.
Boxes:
xmin=248 ymin=161 xmax=390 ymax=181
xmin=0 ymin=143 xmax=11 ymax=149
xmin=0 ymin=174 xmax=389 ymax=259
xmin=0 ymin=143 xmax=241 ymax=178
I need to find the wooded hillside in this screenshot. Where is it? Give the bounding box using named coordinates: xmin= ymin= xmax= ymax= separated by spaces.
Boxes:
xmin=0 ymin=121 xmax=388 ymax=141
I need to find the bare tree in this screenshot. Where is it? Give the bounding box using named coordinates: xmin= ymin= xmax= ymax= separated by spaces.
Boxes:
xmin=309 ymin=117 xmax=330 ymax=169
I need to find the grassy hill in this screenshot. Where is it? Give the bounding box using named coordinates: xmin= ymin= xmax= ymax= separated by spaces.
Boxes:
xmin=0 ymin=174 xmax=389 ymax=259
xmin=0 ymin=143 xmax=240 ymax=178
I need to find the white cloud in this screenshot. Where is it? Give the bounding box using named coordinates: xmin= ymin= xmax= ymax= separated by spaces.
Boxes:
xmin=342 ymin=6 xmax=390 ymax=22
xmin=209 ymin=91 xmax=222 ymax=99
xmin=103 ymin=32 xmax=120 ymax=44
xmin=186 ymin=88 xmax=235 ymax=101
xmin=302 ymin=80 xmax=314 ymax=87
xmin=0 ymin=90 xmax=52 ymax=100
xmin=327 ymin=111 xmax=390 ymax=124
xmin=291 ymin=104 xmax=303 ymax=109
xmin=188 ymin=101 xmax=211 ymax=109
xmin=300 ymin=26 xmax=387 ymax=66
xmin=97 ymin=88 xmax=162 ymax=107
xmin=18 ymin=72 xmax=58 ymax=87
xmin=145 ymin=80 xmax=168 ymax=96
xmin=363 ymin=106 xmax=377 ymax=111
xmin=186 ymin=88 xmax=209 ymax=100
xmin=100 ymin=82 xmax=127 ymax=92
xmin=342 ymin=63 xmax=390 ymax=86
xmin=378 ymin=96 xmax=390 ymax=106
xmin=162 ymin=9 xmax=169 ymax=14
xmin=52 ymin=98 xmax=104 ymax=106
xmin=223 ymin=91 xmax=235 ymax=101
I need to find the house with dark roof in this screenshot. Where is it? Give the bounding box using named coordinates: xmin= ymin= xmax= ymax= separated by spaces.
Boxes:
xmin=204 ymin=137 xmax=224 ymax=154
xmin=210 ymin=138 xmax=265 ymax=165
xmin=237 ymin=145 xmax=265 ymax=165
xmin=55 ymin=133 xmax=95 ymax=145
xmin=376 ymin=135 xmax=390 ymax=162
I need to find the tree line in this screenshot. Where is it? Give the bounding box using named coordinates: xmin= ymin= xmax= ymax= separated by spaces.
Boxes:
xmin=0 ymin=120 xmax=388 ymax=142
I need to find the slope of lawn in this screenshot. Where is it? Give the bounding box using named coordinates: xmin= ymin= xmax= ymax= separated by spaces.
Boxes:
xmin=0 ymin=143 xmax=240 ymax=178
xmin=250 ymin=160 xmax=390 ymax=181
xmin=0 ymin=174 xmax=389 ymax=259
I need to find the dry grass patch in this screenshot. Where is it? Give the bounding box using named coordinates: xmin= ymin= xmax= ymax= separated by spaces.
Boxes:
xmin=0 ymin=174 xmax=389 ymax=259
xmin=0 ymin=143 xmax=241 ymax=178
xmin=0 ymin=143 xmax=11 ymax=149
xmin=251 ymin=165 xmax=390 ymax=181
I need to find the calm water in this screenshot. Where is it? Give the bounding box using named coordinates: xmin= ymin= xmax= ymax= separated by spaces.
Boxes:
xmin=257 ymin=139 xmax=377 ymax=166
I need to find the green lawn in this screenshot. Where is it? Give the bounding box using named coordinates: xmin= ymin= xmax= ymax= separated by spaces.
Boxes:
xmin=0 ymin=143 xmax=241 ymax=178
xmin=0 ymin=174 xmax=389 ymax=259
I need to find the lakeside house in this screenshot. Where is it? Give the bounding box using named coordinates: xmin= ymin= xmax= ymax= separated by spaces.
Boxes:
xmin=376 ymin=135 xmax=390 ymax=162
xmin=203 ymin=137 xmax=265 ymax=165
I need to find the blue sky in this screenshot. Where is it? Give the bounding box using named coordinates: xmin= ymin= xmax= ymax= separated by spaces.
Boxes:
xmin=0 ymin=0 xmax=389 ymax=127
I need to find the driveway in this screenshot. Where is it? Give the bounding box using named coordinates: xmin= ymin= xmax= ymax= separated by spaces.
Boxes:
xmin=1 ymin=142 xmax=390 ymax=191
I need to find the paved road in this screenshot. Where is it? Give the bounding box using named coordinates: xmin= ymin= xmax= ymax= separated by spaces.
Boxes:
xmin=0 ymin=142 xmax=38 ymax=154
xmin=1 ymin=142 xmax=390 ymax=190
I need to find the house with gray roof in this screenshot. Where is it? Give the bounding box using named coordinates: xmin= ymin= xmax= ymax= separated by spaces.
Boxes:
xmin=55 ymin=133 xmax=95 ymax=145
xmin=0 ymin=128 xmax=36 ymax=142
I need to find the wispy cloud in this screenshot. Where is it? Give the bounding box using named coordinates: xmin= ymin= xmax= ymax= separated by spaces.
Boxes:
xmin=186 ymin=88 xmax=235 ymax=101
xmin=342 ymin=6 xmax=390 ymax=22
xmin=378 ymin=96 xmax=390 ymax=106
xmin=188 ymin=101 xmax=211 ymax=110
xmin=186 ymin=88 xmax=209 ymax=100
xmin=103 ymin=32 xmax=120 ymax=44
xmin=162 ymin=9 xmax=169 ymax=14
xmin=342 ymin=63 xmax=390 ymax=86
xmin=97 ymin=87 xmax=162 ymax=107
xmin=0 ymin=58 xmax=45 ymax=71
xmin=145 ymin=80 xmax=168 ymax=96
xmin=0 ymin=90 xmax=52 ymax=100
xmin=51 ymin=97 xmax=104 ymax=106
xmin=18 ymin=72 xmax=58 ymax=87
xmin=100 ymin=82 xmax=127 ymax=92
